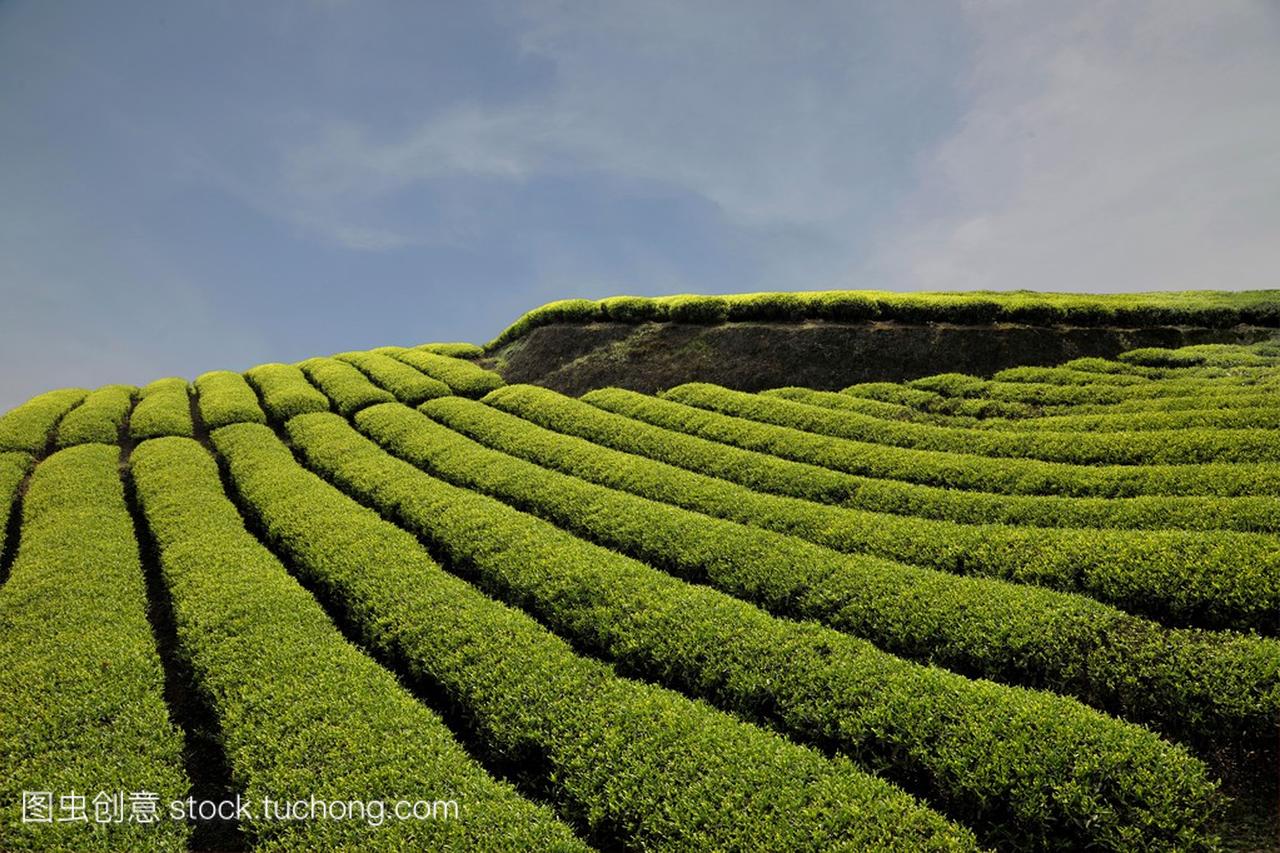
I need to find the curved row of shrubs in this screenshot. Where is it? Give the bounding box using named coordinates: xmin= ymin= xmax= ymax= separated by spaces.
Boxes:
xmin=585 ymin=387 xmax=1280 ymax=498
xmin=487 ymin=289 xmax=1280 ymax=349
xmin=299 ymin=406 xmax=1222 ymax=851
xmin=387 ymin=347 xmax=505 ymax=398
xmin=212 ymin=421 xmax=974 ymax=851
xmin=131 ymin=437 xmax=586 ymax=852
xmin=490 ymin=385 xmax=1280 ymax=632
xmin=503 ymin=389 xmax=1280 ymax=534
xmin=297 ymin=356 xmax=394 ymax=417
xmin=668 ymin=382 xmax=1280 ymax=465
xmin=425 ymin=393 xmax=1280 ymax=748
xmin=0 ymin=451 xmax=31 ymax=564
xmin=55 ymin=384 xmax=134 ymax=446
xmin=129 ymin=377 xmax=193 ymax=441
xmin=335 ymin=350 xmax=451 ymax=404
xmin=244 ymin=363 xmax=331 ymax=421
xmin=0 ymin=445 xmax=190 ymax=852
xmin=771 ymin=385 xmax=1280 ymax=435
xmin=0 ymin=387 xmax=85 ymax=453
xmin=907 ymin=372 xmax=1280 ymax=408
xmin=194 ymin=371 xmax=266 ymax=430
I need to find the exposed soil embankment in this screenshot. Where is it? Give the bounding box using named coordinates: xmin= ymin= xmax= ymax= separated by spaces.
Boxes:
xmin=490 ymin=320 xmax=1278 ymax=395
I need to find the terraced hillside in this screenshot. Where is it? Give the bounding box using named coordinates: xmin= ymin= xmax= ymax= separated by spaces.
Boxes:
xmin=487 ymin=290 xmax=1280 ymax=393
xmin=1 ymin=330 xmax=1278 ymax=850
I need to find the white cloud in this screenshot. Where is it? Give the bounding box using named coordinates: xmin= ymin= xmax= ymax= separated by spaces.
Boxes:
xmin=872 ymin=0 xmax=1280 ymax=292
xmin=262 ymin=1 xmax=961 ymax=253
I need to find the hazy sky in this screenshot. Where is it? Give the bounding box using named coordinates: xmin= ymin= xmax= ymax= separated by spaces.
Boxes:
xmin=2 ymin=1 xmax=1278 ymax=408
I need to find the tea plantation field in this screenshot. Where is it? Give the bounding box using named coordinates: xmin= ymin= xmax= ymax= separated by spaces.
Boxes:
xmin=1 ymin=336 xmax=1277 ymax=851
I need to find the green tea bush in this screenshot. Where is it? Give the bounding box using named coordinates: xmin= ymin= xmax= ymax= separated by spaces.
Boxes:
xmin=211 ymin=421 xmax=975 ymax=852
xmin=0 ymin=444 xmax=189 ymax=852
xmin=297 ymin=357 xmax=395 ymax=416
xmin=131 ymin=437 xmax=585 ymax=852
xmin=194 ymin=370 xmax=266 ymax=429
xmin=334 ymin=350 xmax=451 ymax=405
xmin=587 ymin=387 xmax=1280 ymax=499
xmin=55 ymin=384 xmax=134 ymax=446
xmin=431 ymin=393 xmax=1280 ymax=748
xmin=130 ymin=377 xmax=193 ymax=441
xmin=0 ymin=387 xmax=86 ymax=453
xmin=416 ymin=341 xmax=485 ymax=358
xmin=0 ymin=451 xmax=31 ymax=552
xmin=392 ymin=349 xmax=504 ymax=398
xmin=487 ymin=289 xmax=1280 ymax=349
xmin=499 ymin=386 xmax=1280 ymax=632
xmin=305 ymin=407 xmax=1221 ymax=851
xmin=667 ymin=382 xmax=1280 ymax=465
xmin=599 ymin=295 xmax=661 ymax=322
xmin=244 ymin=363 xmax=330 ymax=420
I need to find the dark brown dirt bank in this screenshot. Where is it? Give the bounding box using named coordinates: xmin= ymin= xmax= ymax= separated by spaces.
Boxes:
xmin=489 ymin=320 xmax=1278 ymax=395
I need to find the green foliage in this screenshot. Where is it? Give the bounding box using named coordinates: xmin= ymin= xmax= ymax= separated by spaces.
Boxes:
xmin=759 ymin=390 xmax=1280 ymax=534
xmin=55 ymin=384 xmax=135 ymax=446
xmin=486 ymin=289 xmax=1280 ymax=349
xmin=0 ymin=451 xmax=32 ymax=552
xmin=297 ymin=357 xmax=395 ymax=416
xmin=446 ymin=390 xmax=1280 ymax=749
xmin=130 ymin=437 xmax=585 ymax=851
xmin=415 ymin=341 xmax=485 ymax=358
xmin=244 ymin=363 xmax=330 ymax=420
xmin=581 ymin=387 xmax=1280 ymax=632
xmin=599 ymin=295 xmax=660 ymax=322
xmin=587 ymin=387 xmax=1280 ymax=499
xmin=392 ymin=348 xmax=504 ymax=398
xmin=658 ymin=294 xmax=730 ymax=323
xmin=0 ymin=387 xmax=87 ymax=453
xmin=194 ymin=370 xmax=266 ymax=429
xmin=305 ymin=406 xmax=1221 ymax=851
xmin=908 ymin=371 xmax=1280 ymax=407
xmin=333 ymin=350 xmax=451 ymax=405
xmin=211 ymin=421 xmax=975 ymax=852
xmin=667 ymin=382 xmax=1280 ymax=465
xmin=130 ymin=377 xmax=194 ymax=441
xmin=0 ymin=444 xmax=190 ymax=852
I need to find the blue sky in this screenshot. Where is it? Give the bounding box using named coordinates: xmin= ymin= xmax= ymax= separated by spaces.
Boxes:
xmin=2 ymin=1 xmax=1278 ymax=408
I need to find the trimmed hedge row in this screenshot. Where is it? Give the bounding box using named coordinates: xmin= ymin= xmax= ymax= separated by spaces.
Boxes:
xmin=390 ymin=348 xmax=505 ymax=398
xmin=130 ymin=377 xmax=194 ymax=441
xmin=757 ymin=394 xmax=1280 ymax=532
xmin=908 ymin=372 xmax=1280 ymax=408
xmin=427 ymin=394 xmax=1280 ymax=748
xmin=0 ymin=445 xmax=190 ymax=851
xmin=586 ymin=387 xmax=1280 ymax=498
xmin=54 ymin=384 xmax=134 ymax=446
xmin=669 ymin=383 xmax=1280 ymax=465
xmin=993 ymin=365 xmax=1153 ymax=386
xmin=0 ymin=387 xmax=86 ymax=453
xmin=416 ymin=342 xmax=485 ymax=358
xmin=770 ymin=385 xmax=1280 ymax=437
xmin=995 ymin=405 xmax=1280 ymax=433
xmin=0 ymin=452 xmax=31 ymax=559
xmin=487 ymin=289 xmax=1280 ymax=349
xmin=297 ymin=357 xmax=395 ymax=416
xmin=488 ymin=389 xmax=1280 ymax=536
xmin=211 ymin=421 xmax=976 ymax=852
xmin=334 ymin=350 xmax=451 ymax=405
xmin=194 ymin=370 xmax=267 ymax=429
xmin=244 ymin=363 xmax=330 ymax=421
xmin=310 ymin=406 xmax=1222 ymax=851
xmin=1121 ymin=344 xmax=1280 ymax=368
xmin=840 ymin=382 xmax=1040 ymax=418
xmin=494 ymin=385 xmax=1280 ymax=631
xmin=130 ymin=437 xmax=586 ymax=852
